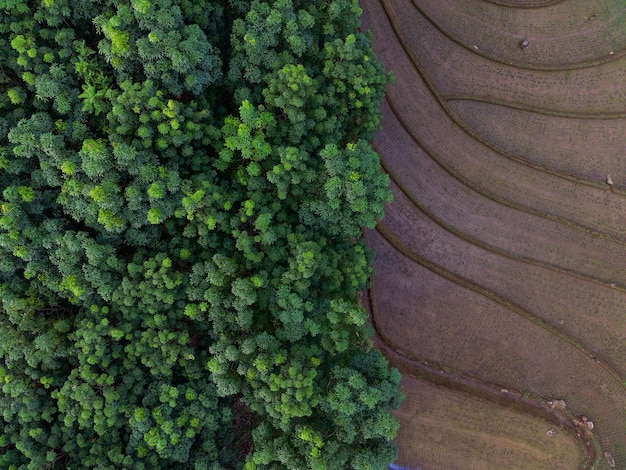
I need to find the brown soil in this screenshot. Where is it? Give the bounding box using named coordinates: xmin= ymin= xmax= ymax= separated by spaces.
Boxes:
xmin=366 ymin=285 xmax=596 ymax=469
xmin=360 ymin=0 xmax=626 ymax=468
xmin=374 ymin=99 xmax=626 ymax=283
xmin=393 ymin=375 xmax=585 ymax=469
xmin=379 ymin=179 xmax=626 ymax=378
xmin=375 ymin=0 xmax=626 ymax=116
xmin=414 ymin=0 xmax=626 ymax=69
xmin=448 ymin=99 xmax=626 ymax=185
xmin=366 ymin=2 xmax=626 ymax=239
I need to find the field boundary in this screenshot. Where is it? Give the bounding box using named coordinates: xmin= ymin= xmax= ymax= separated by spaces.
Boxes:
xmin=482 ymin=0 xmax=566 ymax=8
xmin=376 ymin=141 xmax=626 ymax=288
xmin=444 ymin=95 xmax=626 ymax=120
xmin=374 ymin=141 xmax=626 ymax=292
xmin=363 ymin=0 xmax=626 ymax=466
xmin=382 ymin=97 xmax=626 ymax=246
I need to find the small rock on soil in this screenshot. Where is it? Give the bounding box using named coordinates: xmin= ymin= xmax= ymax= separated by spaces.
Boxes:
xmin=604 ymin=451 xmax=616 ymax=468
xmin=549 ymin=399 xmax=567 ymax=410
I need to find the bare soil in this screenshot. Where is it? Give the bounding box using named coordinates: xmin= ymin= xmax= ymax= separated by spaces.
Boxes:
xmin=374 ymin=99 xmax=626 ymax=283
xmin=380 ymin=180 xmax=626 ymax=378
xmin=448 ymin=99 xmax=626 ymax=186
xmin=415 ymin=0 xmax=626 ymax=69
xmin=365 ymin=4 xmax=626 ymax=240
xmin=393 ymin=375 xmax=585 ymax=470
xmin=374 ymin=0 xmax=626 ymax=116
xmin=360 ymin=0 xmax=626 ymax=468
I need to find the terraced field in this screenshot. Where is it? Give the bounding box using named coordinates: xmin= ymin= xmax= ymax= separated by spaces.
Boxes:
xmin=360 ymin=0 xmax=626 ymax=468
xmin=393 ymin=375 xmax=585 ymax=469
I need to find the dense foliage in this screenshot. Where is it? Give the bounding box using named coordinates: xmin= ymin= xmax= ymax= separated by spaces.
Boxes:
xmin=0 ymin=0 xmax=401 ymax=468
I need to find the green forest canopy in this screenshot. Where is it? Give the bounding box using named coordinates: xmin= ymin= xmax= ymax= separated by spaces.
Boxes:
xmin=0 ymin=0 xmax=402 ymax=468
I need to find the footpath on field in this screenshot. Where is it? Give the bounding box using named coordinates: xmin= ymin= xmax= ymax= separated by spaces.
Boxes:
xmin=361 ymin=0 xmax=626 ymax=468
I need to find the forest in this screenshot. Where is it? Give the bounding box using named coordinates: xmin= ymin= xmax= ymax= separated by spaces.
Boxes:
xmin=0 ymin=0 xmax=402 ymax=468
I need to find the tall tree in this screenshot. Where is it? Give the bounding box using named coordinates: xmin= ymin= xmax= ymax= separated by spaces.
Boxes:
xmin=0 ymin=0 xmax=401 ymax=468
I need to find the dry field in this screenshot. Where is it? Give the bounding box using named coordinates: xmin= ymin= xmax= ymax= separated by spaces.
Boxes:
xmin=360 ymin=0 xmax=626 ymax=468
xmin=414 ymin=0 xmax=626 ymax=69
xmin=376 ymin=0 xmax=626 ymax=116
xmin=380 ymin=180 xmax=626 ymax=378
xmin=374 ymin=100 xmax=626 ymax=283
xmin=448 ymin=100 xmax=626 ymax=185
xmin=394 ymin=375 xmax=585 ymax=470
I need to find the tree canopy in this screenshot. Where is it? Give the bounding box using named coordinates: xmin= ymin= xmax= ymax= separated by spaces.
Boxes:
xmin=0 ymin=0 xmax=401 ymax=468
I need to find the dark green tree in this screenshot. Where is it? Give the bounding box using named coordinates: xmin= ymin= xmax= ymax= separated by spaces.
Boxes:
xmin=0 ymin=0 xmax=401 ymax=468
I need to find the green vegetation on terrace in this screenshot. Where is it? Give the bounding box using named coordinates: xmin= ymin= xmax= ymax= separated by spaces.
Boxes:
xmin=0 ymin=0 xmax=401 ymax=468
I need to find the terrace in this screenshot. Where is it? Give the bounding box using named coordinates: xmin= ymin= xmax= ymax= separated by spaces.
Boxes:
xmin=362 ymin=0 xmax=626 ymax=468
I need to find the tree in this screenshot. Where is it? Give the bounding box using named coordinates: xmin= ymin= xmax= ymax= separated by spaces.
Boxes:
xmin=0 ymin=0 xmax=401 ymax=468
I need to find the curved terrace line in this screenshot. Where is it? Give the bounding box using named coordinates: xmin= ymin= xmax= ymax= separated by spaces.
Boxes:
xmin=368 ymin=226 xmax=625 ymax=466
xmin=378 ymin=140 xmax=626 ymax=294
xmin=382 ymin=96 xmax=626 ymax=246
xmin=412 ymin=0 xmax=626 ymax=71
xmin=444 ymin=94 xmax=626 ymax=121
xmin=365 ymin=0 xmax=626 ymax=466
xmin=365 ymin=272 xmax=597 ymax=470
xmin=444 ymin=98 xmax=626 ymax=189
xmin=379 ymin=0 xmax=626 ymax=196
xmin=374 ymin=13 xmax=626 ymax=236
xmin=379 ymin=179 xmax=626 ymax=377
xmin=379 ymin=0 xmax=626 ymax=120
xmin=378 ymin=0 xmax=626 ymax=201
xmin=480 ymin=0 xmax=567 ymax=8
xmin=374 ymin=221 xmax=626 ymax=389
xmin=376 ymin=149 xmax=626 ymax=292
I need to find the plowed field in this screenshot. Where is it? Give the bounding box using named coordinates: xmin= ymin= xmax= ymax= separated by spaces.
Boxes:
xmin=361 ymin=0 xmax=626 ymax=468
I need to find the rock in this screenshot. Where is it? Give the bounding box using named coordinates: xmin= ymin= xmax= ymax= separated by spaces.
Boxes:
xmin=550 ymin=399 xmax=567 ymax=410
xmin=577 ymin=417 xmax=594 ymax=432
xmin=546 ymin=429 xmax=557 ymax=437
xmin=520 ymin=39 xmax=529 ymax=49
xmin=607 ymin=174 xmax=614 ymax=185
xmin=604 ymin=452 xmax=616 ymax=468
